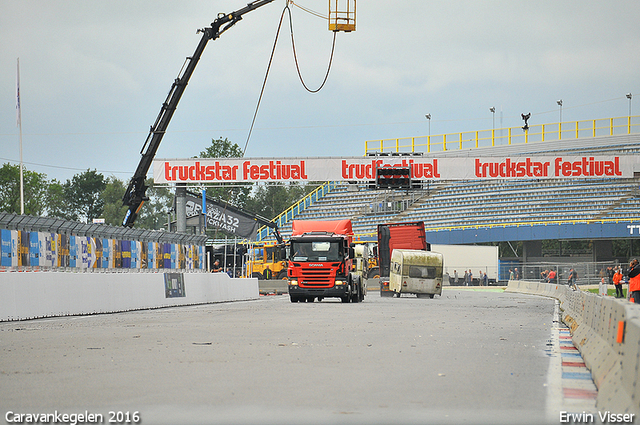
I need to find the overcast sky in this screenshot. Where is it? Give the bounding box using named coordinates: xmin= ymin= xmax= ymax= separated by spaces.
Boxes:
xmin=1 ymin=0 xmax=639 ymax=183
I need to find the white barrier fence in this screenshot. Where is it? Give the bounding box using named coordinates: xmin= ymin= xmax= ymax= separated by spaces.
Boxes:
xmin=0 ymin=271 xmax=258 ymax=321
xmin=506 ymin=280 xmax=640 ymax=415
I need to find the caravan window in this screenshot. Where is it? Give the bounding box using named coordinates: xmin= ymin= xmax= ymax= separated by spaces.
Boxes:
xmin=408 ymin=265 xmax=437 ymax=279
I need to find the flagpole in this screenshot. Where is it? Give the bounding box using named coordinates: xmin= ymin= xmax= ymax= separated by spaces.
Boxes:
xmin=17 ymin=58 xmax=24 ymax=215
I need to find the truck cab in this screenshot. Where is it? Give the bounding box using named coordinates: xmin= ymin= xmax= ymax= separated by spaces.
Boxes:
xmin=287 ymin=220 xmax=364 ymax=303
xmin=377 ymin=221 xmax=430 ymax=297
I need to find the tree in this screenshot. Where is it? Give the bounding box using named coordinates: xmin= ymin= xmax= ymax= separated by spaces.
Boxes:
xmin=100 ymin=177 xmax=173 ymax=229
xmin=246 ymin=182 xmax=318 ymax=220
xmin=45 ymin=179 xmax=68 ymax=219
xmin=199 ymin=138 xmax=251 ymax=207
xmin=63 ymin=169 xmax=106 ymax=223
xmin=0 ymin=163 xmax=48 ymax=216
xmin=101 ymin=176 xmax=128 ymax=226
xmin=136 ymin=178 xmax=173 ymax=230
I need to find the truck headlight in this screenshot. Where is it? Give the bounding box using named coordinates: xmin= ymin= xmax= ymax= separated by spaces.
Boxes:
xmin=334 ymin=280 xmax=344 ymax=286
xmin=289 ymin=280 xmax=298 ymax=286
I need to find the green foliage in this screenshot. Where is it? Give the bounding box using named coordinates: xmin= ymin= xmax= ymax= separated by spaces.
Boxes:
xmin=245 ymin=182 xmax=318 ymax=220
xmin=200 ymin=138 xmax=251 ymax=207
xmin=45 ymin=180 xmax=67 ymax=219
xmin=101 ymin=176 xmax=128 ymax=226
xmin=62 ymin=169 xmax=106 ymax=222
xmin=200 ymin=137 xmax=243 ymax=158
xmin=136 ymin=178 xmax=173 ymax=230
xmin=0 ymin=138 xmax=317 ymax=236
xmin=0 ymin=162 xmax=48 ymax=216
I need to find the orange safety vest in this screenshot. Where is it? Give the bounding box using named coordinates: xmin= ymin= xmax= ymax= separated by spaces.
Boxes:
xmin=629 ymin=273 xmax=640 ymax=293
xmin=613 ymin=272 xmax=623 ymax=285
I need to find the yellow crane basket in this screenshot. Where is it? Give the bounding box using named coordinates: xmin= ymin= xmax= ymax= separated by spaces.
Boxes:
xmin=329 ymin=0 xmax=356 ymax=32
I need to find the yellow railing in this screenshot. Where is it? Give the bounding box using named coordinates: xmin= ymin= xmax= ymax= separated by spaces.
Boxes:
xmin=256 ymin=181 xmax=337 ymax=242
xmin=365 ymin=115 xmax=640 ymax=154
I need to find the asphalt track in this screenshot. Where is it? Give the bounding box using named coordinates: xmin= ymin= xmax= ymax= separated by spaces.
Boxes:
xmin=0 ymin=288 xmax=583 ymax=425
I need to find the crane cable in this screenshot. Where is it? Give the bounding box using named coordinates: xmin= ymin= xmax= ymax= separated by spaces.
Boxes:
xmin=243 ymin=2 xmax=337 ymax=155
xmin=286 ymin=5 xmax=337 ymax=93
xmin=243 ymin=6 xmax=287 ymax=156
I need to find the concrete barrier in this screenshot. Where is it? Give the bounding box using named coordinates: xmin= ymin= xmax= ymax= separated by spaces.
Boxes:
xmin=0 ymin=271 xmax=259 ymax=321
xmin=506 ymin=280 xmax=640 ymax=415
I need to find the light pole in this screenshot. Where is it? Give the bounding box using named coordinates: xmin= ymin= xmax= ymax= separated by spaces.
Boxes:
xmin=627 ymin=93 xmax=633 ymax=116
xmin=425 ymin=114 xmax=431 ymax=136
xmin=489 ymin=107 xmax=496 ymax=130
xmin=557 ymin=99 xmax=563 ymax=123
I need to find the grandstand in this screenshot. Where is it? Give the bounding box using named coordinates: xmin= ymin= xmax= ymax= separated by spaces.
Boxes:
xmin=259 ymin=119 xmax=640 ymax=247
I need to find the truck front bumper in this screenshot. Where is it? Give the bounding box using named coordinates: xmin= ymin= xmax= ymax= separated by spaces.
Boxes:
xmin=288 ymin=283 xmax=350 ymax=298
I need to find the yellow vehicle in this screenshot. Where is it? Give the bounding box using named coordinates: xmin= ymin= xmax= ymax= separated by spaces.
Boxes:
xmin=352 ymin=244 xmax=369 ymax=280
xmin=353 ymin=242 xmax=379 ymax=279
xmin=247 ymin=243 xmax=288 ymax=280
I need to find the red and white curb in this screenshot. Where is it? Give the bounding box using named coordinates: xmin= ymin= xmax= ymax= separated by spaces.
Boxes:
xmin=546 ymin=300 xmax=598 ymax=422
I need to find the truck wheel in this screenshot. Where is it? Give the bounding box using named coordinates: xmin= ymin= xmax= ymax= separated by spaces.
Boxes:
xmin=277 ymin=270 xmax=288 ymax=280
xmin=429 ymin=294 xmax=435 ymax=299
xmin=350 ymin=289 xmax=360 ymax=303
xmin=349 ymin=280 xmax=360 ymax=303
xmin=359 ymin=283 xmax=365 ymax=302
xmin=290 ymin=295 xmax=298 ymax=303
xmin=368 ymin=268 xmax=380 ymax=279
xmin=395 ymin=292 xmax=401 ymax=298
xmin=341 ymin=296 xmax=350 ymax=303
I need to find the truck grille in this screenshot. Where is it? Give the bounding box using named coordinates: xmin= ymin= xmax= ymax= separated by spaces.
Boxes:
xmin=299 ymin=268 xmax=334 ymax=288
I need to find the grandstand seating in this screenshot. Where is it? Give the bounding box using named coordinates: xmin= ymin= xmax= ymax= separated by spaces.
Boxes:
xmin=268 ymin=133 xmax=640 ymax=242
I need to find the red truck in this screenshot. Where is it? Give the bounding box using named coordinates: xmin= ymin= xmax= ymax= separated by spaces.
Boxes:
xmin=377 ymin=221 xmax=430 ymax=296
xmin=287 ymin=219 xmax=365 ymax=303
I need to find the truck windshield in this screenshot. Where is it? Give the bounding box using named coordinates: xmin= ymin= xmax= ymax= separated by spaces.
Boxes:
xmin=291 ymin=241 xmax=342 ymax=262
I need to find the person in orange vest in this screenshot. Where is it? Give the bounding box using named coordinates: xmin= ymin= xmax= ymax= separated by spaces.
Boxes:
xmin=613 ymin=267 xmax=624 ymax=298
xmin=628 ymin=259 xmax=640 ymax=304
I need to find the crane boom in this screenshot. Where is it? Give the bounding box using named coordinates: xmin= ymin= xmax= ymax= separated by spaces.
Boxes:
xmin=122 ymin=0 xmax=276 ymax=228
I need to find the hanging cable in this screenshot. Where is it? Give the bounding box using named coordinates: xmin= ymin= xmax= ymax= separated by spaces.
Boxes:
xmin=243 ymin=6 xmax=288 ymax=156
xmin=288 ymin=1 xmax=328 ymax=20
xmin=286 ymin=5 xmax=337 ymax=93
xmin=244 ymin=2 xmax=338 ymax=154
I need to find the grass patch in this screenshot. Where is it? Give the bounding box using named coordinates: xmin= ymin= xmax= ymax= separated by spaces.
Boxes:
xmin=586 ymin=287 xmax=627 ymax=298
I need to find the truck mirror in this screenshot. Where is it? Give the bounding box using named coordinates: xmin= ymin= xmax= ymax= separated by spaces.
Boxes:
xmin=373 ymin=246 xmax=378 ymax=257
xmin=349 ymin=247 xmax=355 ymax=259
xmin=280 ymin=247 xmax=288 ymax=260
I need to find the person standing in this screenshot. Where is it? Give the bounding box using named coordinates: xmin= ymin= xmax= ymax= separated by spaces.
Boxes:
xmin=613 ymin=267 xmax=624 ymax=298
xmin=599 ymin=277 xmax=607 ymax=296
xmin=464 ymin=270 xmax=469 ymax=286
xmin=607 ymin=266 xmax=615 ymax=286
xmin=212 ymin=259 xmax=222 ymax=273
xmin=566 ymin=268 xmax=578 ymax=290
xmin=628 ymin=259 xmax=640 ymax=304
xmin=454 ymin=270 xmax=459 ymax=286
